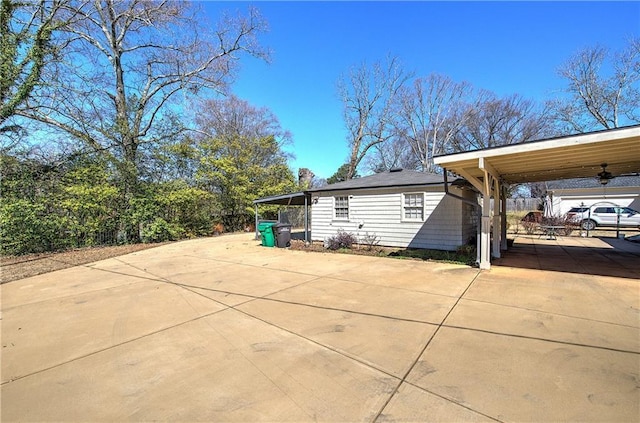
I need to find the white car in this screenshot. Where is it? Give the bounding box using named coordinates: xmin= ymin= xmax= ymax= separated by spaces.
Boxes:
xmin=571 ymin=206 xmax=640 ymax=231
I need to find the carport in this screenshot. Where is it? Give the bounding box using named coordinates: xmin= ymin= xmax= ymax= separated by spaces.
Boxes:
xmin=434 ymin=125 xmax=640 ymax=269
xmin=253 ymin=191 xmax=312 ymax=242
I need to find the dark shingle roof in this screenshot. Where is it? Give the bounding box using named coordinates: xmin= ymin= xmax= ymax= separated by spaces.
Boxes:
xmin=308 ymin=169 xmax=455 ymax=193
xmin=546 ymin=175 xmax=640 ymax=190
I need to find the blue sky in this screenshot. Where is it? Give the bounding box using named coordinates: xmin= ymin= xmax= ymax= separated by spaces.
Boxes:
xmin=204 ymin=1 xmax=640 ymax=179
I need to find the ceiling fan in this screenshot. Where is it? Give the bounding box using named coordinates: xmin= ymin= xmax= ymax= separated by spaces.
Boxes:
xmin=597 ymin=163 xmax=614 ymax=185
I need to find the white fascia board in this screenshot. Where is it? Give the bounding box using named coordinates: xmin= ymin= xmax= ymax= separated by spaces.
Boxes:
xmin=434 ymin=126 xmax=640 ymax=165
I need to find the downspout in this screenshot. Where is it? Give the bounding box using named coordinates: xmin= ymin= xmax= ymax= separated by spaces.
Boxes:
xmin=443 ymin=168 xmax=482 ymax=267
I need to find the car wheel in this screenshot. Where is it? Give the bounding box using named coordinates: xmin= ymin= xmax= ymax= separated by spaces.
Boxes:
xmin=581 ymin=219 xmax=596 ymax=231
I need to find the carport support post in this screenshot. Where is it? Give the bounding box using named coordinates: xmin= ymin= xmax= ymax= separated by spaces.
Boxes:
xmin=254 ymin=205 xmax=259 ymax=240
xmin=500 ymin=184 xmax=508 ymax=251
xmin=457 ymin=164 xmax=492 ymax=269
xmin=478 ymin=157 xmax=498 ymax=269
xmin=492 ymin=177 xmax=501 ymax=259
xmin=304 ymin=194 xmax=309 ymax=243
xmin=480 ymin=191 xmax=491 ymax=269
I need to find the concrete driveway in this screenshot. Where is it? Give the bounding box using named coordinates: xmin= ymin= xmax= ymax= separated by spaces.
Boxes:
xmin=2 ymin=234 xmax=638 ymax=422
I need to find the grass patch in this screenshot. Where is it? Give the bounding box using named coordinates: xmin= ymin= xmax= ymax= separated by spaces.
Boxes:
xmin=387 ymin=248 xmax=476 ymax=266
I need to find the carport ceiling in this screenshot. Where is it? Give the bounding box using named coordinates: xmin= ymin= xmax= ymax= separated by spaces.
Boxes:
xmin=434 ymin=125 xmax=640 ymax=184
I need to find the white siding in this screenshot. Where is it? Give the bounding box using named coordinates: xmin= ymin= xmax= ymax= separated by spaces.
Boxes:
xmin=311 ymin=187 xmax=474 ymax=251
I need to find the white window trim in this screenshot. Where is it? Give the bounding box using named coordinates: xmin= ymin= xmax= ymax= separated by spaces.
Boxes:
xmin=333 ymin=195 xmax=349 ymax=221
xmin=401 ymin=192 xmax=425 ymax=222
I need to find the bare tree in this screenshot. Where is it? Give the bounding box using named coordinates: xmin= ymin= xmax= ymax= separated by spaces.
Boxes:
xmin=18 ymin=1 xmax=268 ymax=185
xmin=550 ymin=38 xmax=640 ymax=133
xmin=395 ymin=74 xmax=472 ymax=172
xmin=338 ymin=56 xmax=410 ymax=179
xmin=364 ymin=136 xmax=418 ymax=173
xmin=195 ymin=94 xmax=291 ymax=152
xmin=453 ymin=92 xmax=552 ymax=151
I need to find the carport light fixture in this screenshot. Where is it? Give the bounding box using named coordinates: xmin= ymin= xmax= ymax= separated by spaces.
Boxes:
xmin=597 ymin=163 xmax=613 ymax=185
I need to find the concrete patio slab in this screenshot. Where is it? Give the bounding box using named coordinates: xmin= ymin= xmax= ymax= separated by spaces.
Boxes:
xmin=266 ymin=277 xmax=459 ymax=324
xmin=188 ymin=287 xmax=256 ymax=307
xmin=2 ymin=310 xmax=397 ymax=422
xmin=170 ymin=263 xmax=319 ymax=298
xmin=495 ymin=235 xmax=640 ymax=278
xmin=2 ymin=280 xmax=226 ymax=383
xmin=465 ymin=266 xmax=640 ymax=327
xmin=237 ymin=299 xmax=438 ymax=377
xmin=378 ymin=383 xmax=494 ymax=422
xmin=446 ymin=299 xmax=639 ymax=353
xmin=2 ymin=232 xmax=639 ymax=422
xmin=325 ymin=259 xmax=479 ymax=297
xmin=92 ymin=253 xmax=237 ymax=280
xmin=0 ymin=264 xmax=156 ymax=309
xmin=407 ymin=327 xmax=639 ymax=422
xmin=238 ymin=250 xmax=374 ymax=276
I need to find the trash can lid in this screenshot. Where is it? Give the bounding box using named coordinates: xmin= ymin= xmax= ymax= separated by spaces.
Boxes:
xmin=258 ymin=221 xmax=277 ymax=230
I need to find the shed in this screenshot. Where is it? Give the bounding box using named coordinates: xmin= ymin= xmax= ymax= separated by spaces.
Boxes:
xmin=307 ymin=169 xmax=478 ymax=251
xmin=252 ymin=192 xmax=311 ymax=242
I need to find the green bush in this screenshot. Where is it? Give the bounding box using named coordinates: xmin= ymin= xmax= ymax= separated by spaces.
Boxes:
xmin=141 ymin=217 xmax=184 ymax=243
xmin=0 ymin=200 xmax=68 ymax=255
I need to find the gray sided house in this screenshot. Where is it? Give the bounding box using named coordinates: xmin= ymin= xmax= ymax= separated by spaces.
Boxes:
xmin=546 ymin=175 xmax=640 ymax=215
xmin=307 ymin=169 xmax=478 ymax=251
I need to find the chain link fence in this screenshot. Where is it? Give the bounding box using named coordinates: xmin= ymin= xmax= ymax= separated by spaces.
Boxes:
xmin=278 ymin=206 xmax=308 ymax=228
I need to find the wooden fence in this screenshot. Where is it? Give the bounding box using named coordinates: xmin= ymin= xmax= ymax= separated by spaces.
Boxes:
xmin=492 ymin=198 xmax=541 ymax=213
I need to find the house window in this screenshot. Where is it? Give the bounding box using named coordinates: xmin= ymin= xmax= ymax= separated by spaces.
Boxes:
xmin=334 ymin=196 xmax=349 ymax=219
xmin=403 ymin=193 xmax=424 ymax=221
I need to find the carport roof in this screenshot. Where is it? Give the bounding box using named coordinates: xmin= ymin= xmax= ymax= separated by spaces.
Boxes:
xmin=433 ymin=125 xmax=640 ymax=184
xmin=253 ymin=191 xmax=310 ymax=206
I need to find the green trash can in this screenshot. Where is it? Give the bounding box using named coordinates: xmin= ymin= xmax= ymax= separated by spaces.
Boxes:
xmin=257 ymin=221 xmax=276 ymax=247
